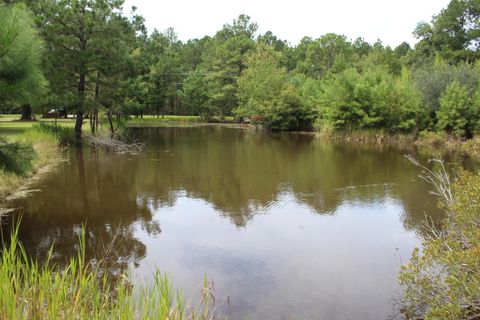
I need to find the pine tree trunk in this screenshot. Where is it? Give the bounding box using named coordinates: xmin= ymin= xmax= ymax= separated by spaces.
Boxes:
xmin=74 ymin=35 xmax=87 ymax=140
xmin=75 ymin=111 xmax=84 ymax=140
xmin=20 ymin=104 xmax=33 ymax=120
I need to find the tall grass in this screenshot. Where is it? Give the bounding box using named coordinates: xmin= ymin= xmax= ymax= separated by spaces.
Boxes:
xmin=0 ymin=226 xmax=219 ymax=320
xmin=0 ymin=124 xmax=69 ymax=200
xmin=316 ymin=128 xmax=417 ymax=145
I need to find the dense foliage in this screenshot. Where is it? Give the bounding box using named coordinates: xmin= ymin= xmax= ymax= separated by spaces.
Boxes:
xmin=399 ymin=169 xmax=480 ymax=319
xmin=1 ymin=0 xmax=480 ymax=136
xmin=0 ymin=3 xmax=46 ymax=106
xmin=236 ymin=44 xmax=308 ymax=130
xmin=0 ymin=137 xmax=35 ymax=175
xmin=1 ymin=0 xmax=480 ymax=316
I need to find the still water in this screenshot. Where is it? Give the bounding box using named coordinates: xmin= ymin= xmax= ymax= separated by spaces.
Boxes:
xmin=1 ymin=126 xmax=472 ymax=319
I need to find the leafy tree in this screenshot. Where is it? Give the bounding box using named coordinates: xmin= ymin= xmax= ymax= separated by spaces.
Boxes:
xmin=352 ymin=37 xmax=372 ymax=57
xmin=436 ymin=81 xmax=474 ymax=137
xmin=201 ymin=15 xmax=257 ymax=117
xmin=413 ymin=56 xmax=480 ymax=119
xmin=236 ymin=44 xmax=309 ymax=130
xmin=178 ymin=69 xmax=210 ymax=118
xmin=414 ymin=0 xmax=480 ymax=62
xmin=316 ymin=66 xmax=424 ymax=132
xmin=32 ymin=0 xmax=134 ymax=138
xmin=147 ymin=31 xmax=183 ymax=117
xmin=296 ymin=33 xmax=353 ymax=78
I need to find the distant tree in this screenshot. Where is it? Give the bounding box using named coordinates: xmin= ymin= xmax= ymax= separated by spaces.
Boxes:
xmin=178 ymin=69 xmax=210 ymax=118
xmin=352 ymin=37 xmax=372 ymax=57
xmin=296 ymin=33 xmax=353 ymax=77
xmin=414 ymin=0 xmax=480 ymax=62
xmin=147 ymin=30 xmax=183 ymax=117
xmin=201 ymin=15 xmax=257 ymax=117
xmin=413 ymin=56 xmax=480 ymax=118
xmin=236 ymin=44 xmax=310 ymax=130
xmin=394 ymin=42 xmax=412 ymax=58
xmin=436 ymin=81 xmax=476 ymax=137
xmin=316 ymin=66 xmax=425 ymax=132
xmin=32 ymin=0 xmax=134 ymax=139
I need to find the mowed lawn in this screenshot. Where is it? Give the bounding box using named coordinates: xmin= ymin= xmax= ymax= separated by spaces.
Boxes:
xmin=0 ymin=114 xmax=76 ymax=138
xmin=0 ymin=114 xmax=235 ymax=138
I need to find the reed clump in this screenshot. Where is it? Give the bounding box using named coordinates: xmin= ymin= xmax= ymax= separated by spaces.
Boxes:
xmin=0 ymin=227 xmax=219 ymax=320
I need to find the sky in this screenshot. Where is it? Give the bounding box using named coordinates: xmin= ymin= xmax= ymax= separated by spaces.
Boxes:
xmin=122 ymin=0 xmax=451 ymax=47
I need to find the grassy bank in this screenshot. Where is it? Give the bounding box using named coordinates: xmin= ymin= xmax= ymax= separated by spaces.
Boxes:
xmin=0 ymin=114 xmax=235 ymax=132
xmin=316 ymin=129 xmax=417 ymax=144
xmin=316 ymin=129 xmax=480 ymax=159
xmin=414 ymin=131 xmax=480 ymax=158
xmin=0 ymin=227 xmax=217 ymax=320
xmin=0 ymin=124 xmax=70 ymax=201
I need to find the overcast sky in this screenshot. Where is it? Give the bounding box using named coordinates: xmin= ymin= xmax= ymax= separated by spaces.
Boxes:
xmin=122 ymin=0 xmax=450 ymax=47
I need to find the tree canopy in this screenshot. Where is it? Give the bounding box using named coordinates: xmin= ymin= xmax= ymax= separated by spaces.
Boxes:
xmin=1 ymin=0 xmax=480 ymax=137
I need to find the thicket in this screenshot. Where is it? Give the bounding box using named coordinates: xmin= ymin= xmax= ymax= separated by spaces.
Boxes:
xmin=399 ymin=161 xmax=480 ymax=319
xmin=1 ymin=0 xmax=480 ymax=138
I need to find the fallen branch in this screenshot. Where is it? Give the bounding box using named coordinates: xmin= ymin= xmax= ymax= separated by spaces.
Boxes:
xmin=83 ymin=133 xmax=144 ymax=153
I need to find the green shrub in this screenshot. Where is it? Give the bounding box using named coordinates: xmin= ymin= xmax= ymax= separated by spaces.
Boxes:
xmin=236 ymin=44 xmax=313 ymax=130
xmin=399 ymin=168 xmax=480 ymax=319
xmin=436 ymin=81 xmax=474 ymax=137
xmin=316 ymin=67 xmax=425 ymax=132
xmin=0 ymin=137 xmax=36 ymax=176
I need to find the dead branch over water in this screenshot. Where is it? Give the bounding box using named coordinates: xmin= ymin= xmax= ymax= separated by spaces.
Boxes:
xmin=84 ymin=134 xmax=144 ymax=154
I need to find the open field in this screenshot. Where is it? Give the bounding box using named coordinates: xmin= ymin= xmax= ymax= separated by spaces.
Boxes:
xmin=0 ymin=114 xmax=236 ymax=137
xmin=0 ymin=115 xmax=75 ymax=138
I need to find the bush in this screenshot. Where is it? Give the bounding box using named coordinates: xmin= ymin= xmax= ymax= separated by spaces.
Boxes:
xmin=316 ymin=66 xmax=425 ymax=132
xmin=413 ymin=58 xmax=480 ymax=113
xmin=436 ymin=81 xmax=479 ymax=138
xmin=0 ymin=137 xmax=36 ymax=176
xmin=236 ymin=44 xmax=313 ymax=130
xmin=399 ymin=167 xmax=480 ymax=319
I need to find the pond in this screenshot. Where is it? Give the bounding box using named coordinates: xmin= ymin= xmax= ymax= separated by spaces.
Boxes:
xmin=1 ymin=126 xmax=475 ymax=320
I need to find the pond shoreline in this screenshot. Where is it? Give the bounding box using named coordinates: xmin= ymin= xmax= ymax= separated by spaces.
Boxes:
xmin=0 ymin=128 xmax=66 ymax=205
xmin=1 ymin=124 xmax=476 ymax=320
xmin=1 ymin=120 xmax=478 ymax=207
xmin=127 ymin=121 xmax=480 ymax=159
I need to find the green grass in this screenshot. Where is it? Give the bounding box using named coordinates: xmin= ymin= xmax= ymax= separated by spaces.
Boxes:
xmin=0 ymin=114 xmax=76 ymax=139
xmin=0 ymin=114 xmax=237 ymax=136
xmin=0 ymin=123 xmax=69 ymax=200
xmin=0 ymin=226 xmax=217 ymax=320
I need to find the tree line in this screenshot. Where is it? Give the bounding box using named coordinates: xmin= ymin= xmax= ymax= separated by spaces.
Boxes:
xmin=1 ymin=0 xmax=480 ymax=138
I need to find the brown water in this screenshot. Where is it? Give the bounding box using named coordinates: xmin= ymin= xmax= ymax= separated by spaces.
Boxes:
xmin=1 ymin=126 xmax=475 ymax=319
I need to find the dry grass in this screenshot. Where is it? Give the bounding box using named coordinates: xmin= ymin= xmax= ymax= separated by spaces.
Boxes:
xmin=316 ymin=129 xmax=417 ymax=145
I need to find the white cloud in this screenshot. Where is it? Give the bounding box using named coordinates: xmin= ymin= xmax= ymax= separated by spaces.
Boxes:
xmin=123 ymin=0 xmax=450 ymax=47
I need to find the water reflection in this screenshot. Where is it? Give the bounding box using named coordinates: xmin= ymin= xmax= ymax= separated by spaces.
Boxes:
xmin=1 ymin=126 xmax=475 ymax=319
